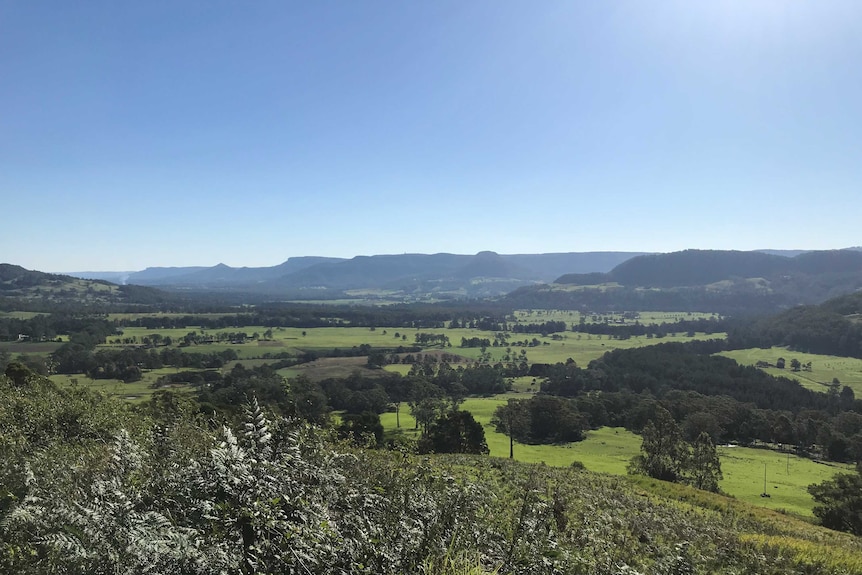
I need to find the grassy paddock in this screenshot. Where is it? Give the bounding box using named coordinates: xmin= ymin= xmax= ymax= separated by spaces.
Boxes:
xmin=106 ymin=322 xmax=727 ymax=370
xmin=51 ymin=367 xmax=201 ymax=402
xmin=0 ymin=311 xmax=48 ymax=319
xmin=111 ymin=326 xmax=426 ymax=355
xmin=382 ymin=393 xmax=852 ymax=516
xmin=280 ymin=357 xmax=387 ymax=382
xmin=719 ymin=347 xmax=862 ymax=396
xmin=0 ymin=341 xmax=64 ymax=357
xmin=718 ymin=445 xmax=853 ymax=516
xmin=499 ymin=332 xmax=725 ymax=366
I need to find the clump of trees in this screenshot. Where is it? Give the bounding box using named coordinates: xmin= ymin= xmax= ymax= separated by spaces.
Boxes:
xmin=492 ymin=396 xmax=588 ymax=445
xmin=418 ymin=410 xmax=488 ymax=455
xmin=628 ymin=407 xmax=723 ymax=492
xmin=809 ymin=464 xmax=862 ymax=536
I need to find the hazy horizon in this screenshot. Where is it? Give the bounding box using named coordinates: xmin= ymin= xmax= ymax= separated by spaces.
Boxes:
xmin=41 ymin=245 xmax=862 ymax=276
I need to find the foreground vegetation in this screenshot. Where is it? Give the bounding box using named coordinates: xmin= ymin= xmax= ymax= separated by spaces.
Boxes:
xmin=3 ymin=372 xmax=862 ymax=575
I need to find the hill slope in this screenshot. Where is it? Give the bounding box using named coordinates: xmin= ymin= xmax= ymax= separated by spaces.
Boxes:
xmin=0 ymin=263 xmax=169 ymax=309
xmin=508 ymin=249 xmax=862 ymax=314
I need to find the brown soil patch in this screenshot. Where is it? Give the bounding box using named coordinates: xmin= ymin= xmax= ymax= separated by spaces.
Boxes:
xmin=292 ymin=356 xmax=383 ymax=382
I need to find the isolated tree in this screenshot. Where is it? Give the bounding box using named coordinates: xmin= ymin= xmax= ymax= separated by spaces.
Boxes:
xmin=491 ymin=399 xmax=530 ymax=458
xmin=366 ymin=351 xmax=387 ymax=369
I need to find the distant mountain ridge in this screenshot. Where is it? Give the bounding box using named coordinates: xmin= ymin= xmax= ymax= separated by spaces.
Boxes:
xmin=69 ymin=251 xmax=650 ymax=297
xmin=555 ymin=249 xmax=862 ymax=287
xmin=129 ymin=257 xmax=347 ymax=286
xmin=55 ymin=247 xmax=862 ymax=305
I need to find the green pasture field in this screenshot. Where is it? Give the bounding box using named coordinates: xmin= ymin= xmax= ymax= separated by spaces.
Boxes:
xmin=718 ymin=445 xmax=853 ymax=516
xmin=112 ymin=326 xmax=418 ymax=353
xmin=396 ymin=326 xmax=722 ymax=366
xmin=101 ymin=340 xmax=266 ymax=360
xmin=107 ymin=319 xmax=726 ymax=372
xmin=0 ymin=311 xmax=47 ymax=319
xmin=100 ymin=325 xmax=727 ymax=385
xmin=382 ymin=394 xmax=851 ymax=516
xmin=457 ymin=331 xmax=725 ymax=367
xmin=382 ymin=397 xmax=655 ymax=469
xmin=51 ymin=367 xmax=198 ymax=402
xmin=719 ymin=347 xmax=862 ymax=396
xmin=0 ymin=341 xmax=64 ymax=357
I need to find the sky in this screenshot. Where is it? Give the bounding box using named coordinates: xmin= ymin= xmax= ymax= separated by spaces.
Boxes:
xmin=2 ymin=1 xmax=861 ymax=272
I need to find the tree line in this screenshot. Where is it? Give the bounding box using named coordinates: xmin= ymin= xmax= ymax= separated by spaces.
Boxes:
xmin=503 ymin=342 xmax=862 ymax=462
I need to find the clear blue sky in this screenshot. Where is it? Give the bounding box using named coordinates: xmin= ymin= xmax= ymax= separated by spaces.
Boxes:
xmin=2 ymin=1 xmax=860 ymax=272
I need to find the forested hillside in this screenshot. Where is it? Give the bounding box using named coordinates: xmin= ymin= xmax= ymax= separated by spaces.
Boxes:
xmin=511 ymin=249 xmax=862 ymax=313
xmin=729 ymin=291 xmax=862 ymax=358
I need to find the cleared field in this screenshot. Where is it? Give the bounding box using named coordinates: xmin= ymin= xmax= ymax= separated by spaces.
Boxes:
xmin=107 ymin=321 xmax=726 ymax=371
xmin=51 ymin=367 xmax=198 ymax=402
xmin=279 ymin=357 xmax=384 ymax=382
xmin=382 ymin=394 xmax=852 ymax=516
xmin=111 ymin=326 xmax=419 ymax=354
xmin=383 ymin=364 xmax=412 ymax=376
xmin=0 ymin=341 xmax=64 ymax=356
xmin=382 ymin=396 xmax=637 ymax=468
xmin=720 ymin=347 xmax=862 ymax=396
xmin=0 ymin=311 xmax=47 ymax=319
xmin=488 ymin=332 xmax=725 ymax=366
xmin=719 ymin=445 xmax=852 ymax=517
